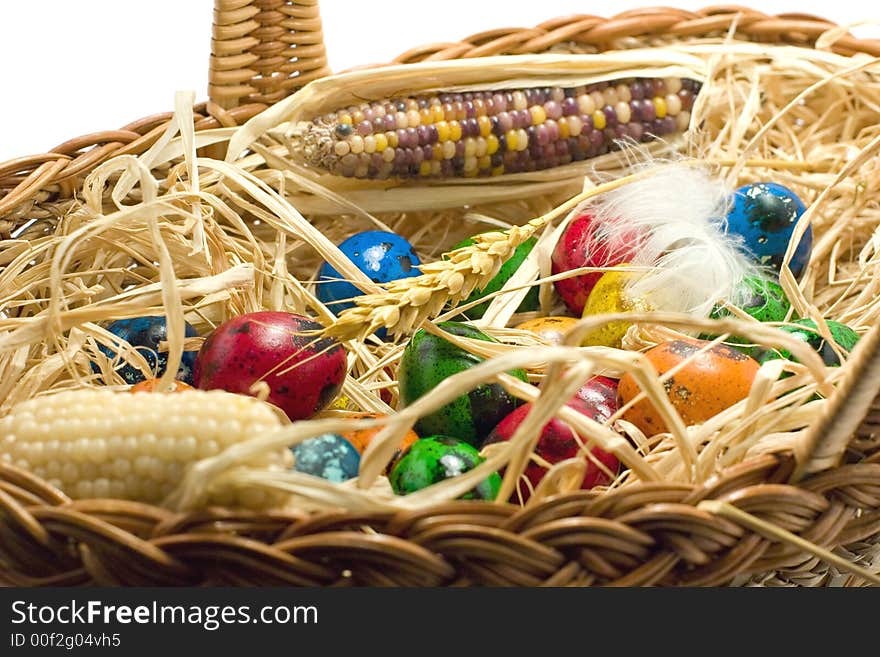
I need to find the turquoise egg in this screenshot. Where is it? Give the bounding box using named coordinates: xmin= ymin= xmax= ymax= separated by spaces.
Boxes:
xmin=291 ymin=433 xmax=360 ymax=482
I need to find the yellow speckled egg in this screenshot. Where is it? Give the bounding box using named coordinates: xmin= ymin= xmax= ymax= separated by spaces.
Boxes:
xmin=580 ymin=265 xmax=649 ymax=348
xmin=515 ymin=316 xmax=580 ymax=345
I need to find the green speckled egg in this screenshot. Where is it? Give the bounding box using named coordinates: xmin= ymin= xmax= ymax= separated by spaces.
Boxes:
xmin=713 ymin=276 xmax=792 ymax=324
xmin=448 ymin=234 xmax=539 ymax=319
xmin=755 ymin=318 xmax=860 ymax=367
xmin=389 ymin=436 xmax=501 ymax=499
xmin=398 ymin=322 xmax=529 ymax=446
xmin=702 ymin=276 xmax=793 ymax=355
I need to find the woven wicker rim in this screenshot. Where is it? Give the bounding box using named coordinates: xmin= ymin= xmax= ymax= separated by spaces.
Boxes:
xmin=1 ymin=4 xmax=879 ymax=587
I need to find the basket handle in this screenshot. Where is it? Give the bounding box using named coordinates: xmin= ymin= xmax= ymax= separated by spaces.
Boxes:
xmin=209 ymin=0 xmax=330 ymax=110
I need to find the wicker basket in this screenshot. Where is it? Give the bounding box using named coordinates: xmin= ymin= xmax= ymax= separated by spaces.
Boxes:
xmin=1 ymin=3 xmax=879 ymax=587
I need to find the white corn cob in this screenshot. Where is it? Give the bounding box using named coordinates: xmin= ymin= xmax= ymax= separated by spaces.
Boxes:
xmin=0 ymin=388 xmax=290 ymax=508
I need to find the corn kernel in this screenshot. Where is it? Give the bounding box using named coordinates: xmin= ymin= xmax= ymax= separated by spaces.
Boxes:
xmin=578 ymin=94 xmax=596 ymax=115
xmin=419 ymin=161 xmax=432 ymax=176
xmin=337 ymin=113 xmax=353 ymax=125
xmin=364 ymin=136 xmax=377 ymax=154
xmin=505 ymin=129 xmax=518 ymax=151
xmin=529 ymin=105 xmax=547 ymax=125
xmin=436 ymin=121 xmax=450 ymax=142
xmin=478 ymin=115 xmax=492 ymax=137
xmin=449 ymin=121 xmax=463 ymax=142
xmin=486 ymin=134 xmax=499 ymax=155
xmin=592 ymin=109 xmax=607 ymax=130
xmin=559 ymin=118 xmax=570 ymax=139
xmin=464 ymin=138 xmax=477 ymax=158
xmin=615 ymin=101 xmax=632 ymax=125
xmin=653 ymin=96 xmax=667 ymax=119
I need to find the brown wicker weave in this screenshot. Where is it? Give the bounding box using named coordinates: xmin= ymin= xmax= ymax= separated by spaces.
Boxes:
xmin=1 ymin=4 xmax=879 ymax=587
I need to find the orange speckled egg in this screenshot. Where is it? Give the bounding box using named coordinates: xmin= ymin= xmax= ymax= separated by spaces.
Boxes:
xmin=130 ymin=379 xmax=194 ymax=393
xmin=515 ymin=316 xmax=580 ymax=345
xmin=619 ymin=338 xmax=760 ymax=436
xmin=341 ymin=413 xmax=419 ymax=472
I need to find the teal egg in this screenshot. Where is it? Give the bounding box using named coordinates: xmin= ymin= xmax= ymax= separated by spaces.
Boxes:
xmin=448 ymin=234 xmax=539 ymax=319
xmin=389 ymin=436 xmax=501 ymax=499
xmin=398 ymin=322 xmax=529 ymax=447
xmin=755 ymin=318 xmax=860 ymax=367
xmin=291 ymin=433 xmax=360 ymax=482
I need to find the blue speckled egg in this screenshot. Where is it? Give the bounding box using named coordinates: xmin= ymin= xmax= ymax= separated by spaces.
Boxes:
xmin=726 ymin=182 xmax=812 ymax=278
xmin=291 ymin=433 xmax=361 ymax=482
xmin=95 ymin=316 xmax=199 ymax=385
xmin=317 ymin=231 xmax=421 ymax=314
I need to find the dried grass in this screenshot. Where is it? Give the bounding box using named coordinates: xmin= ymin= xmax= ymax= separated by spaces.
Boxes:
xmin=1 ymin=38 xmax=879 ymax=513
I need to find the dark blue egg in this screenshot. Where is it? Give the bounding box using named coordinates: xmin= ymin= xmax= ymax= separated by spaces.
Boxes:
xmin=291 ymin=433 xmax=361 ymax=482
xmin=317 ymin=231 xmax=421 ymax=315
xmin=726 ymin=182 xmax=812 ymax=278
xmin=94 ymin=316 xmax=199 ymax=385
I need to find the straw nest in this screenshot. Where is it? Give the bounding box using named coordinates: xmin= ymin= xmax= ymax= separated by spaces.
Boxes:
xmin=1 ymin=37 xmax=879 ymax=518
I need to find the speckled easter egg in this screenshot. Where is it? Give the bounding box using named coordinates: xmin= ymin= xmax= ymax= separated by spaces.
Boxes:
xmin=483 ymin=397 xmax=620 ymax=502
xmin=755 ymin=318 xmax=860 ymax=367
xmin=703 ymin=275 xmax=792 ymax=355
xmin=449 ymin=234 xmax=539 ymax=319
xmin=389 ymin=436 xmax=501 ymax=499
xmin=340 ymin=413 xmax=419 ymax=473
xmin=619 ymin=338 xmax=760 ymax=436
xmin=574 ymin=376 xmax=620 ymax=421
xmin=398 ymin=322 xmax=529 ymax=447
xmin=712 ymin=275 xmax=791 ymax=324
xmin=726 ymin=182 xmax=812 ymax=277
xmin=96 ymin=316 xmax=199 ymax=385
xmin=515 ymin=316 xmax=580 ymax=345
xmin=580 ymin=265 xmax=647 ymax=348
xmin=551 ymin=212 xmax=639 ymax=315
xmin=317 ymin=230 xmax=421 ymax=314
xmin=291 ymin=433 xmax=361 ymax=482
xmin=193 ymin=311 xmax=347 ymax=421
xmin=129 ymin=379 xmax=194 ymax=393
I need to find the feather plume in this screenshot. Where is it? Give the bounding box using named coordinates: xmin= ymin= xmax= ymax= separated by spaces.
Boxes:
xmin=573 ymin=162 xmax=760 ymax=318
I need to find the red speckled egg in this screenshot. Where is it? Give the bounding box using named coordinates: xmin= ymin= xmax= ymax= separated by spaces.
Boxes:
xmin=193 ymin=311 xmax=347 ymax=421
xmin=551 ymin=212 xmax=638 ymax=315
xmin=483 ymin=397 xmax=619 ymax=502
xmin=574 ymin=375 xmax=619 ymax=421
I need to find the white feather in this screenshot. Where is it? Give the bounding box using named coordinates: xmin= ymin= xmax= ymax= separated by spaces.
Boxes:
xmin=576 ymin=162 xmax=760 ymax=317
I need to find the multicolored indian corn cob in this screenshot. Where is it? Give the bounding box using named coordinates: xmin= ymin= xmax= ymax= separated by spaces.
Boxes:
xmin=297 ymin=77 xmax=700 ymax=179
xmin=0 ymin=388 xmax=290 ymax=508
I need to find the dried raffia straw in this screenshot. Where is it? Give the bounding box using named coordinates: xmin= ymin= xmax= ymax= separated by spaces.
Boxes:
xmin=1 ymin=39 xmax=880 ymax=520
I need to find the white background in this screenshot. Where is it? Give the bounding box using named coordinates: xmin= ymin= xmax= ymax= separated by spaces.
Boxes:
xmin=0 ymin=1 xmax=878 ymax=162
